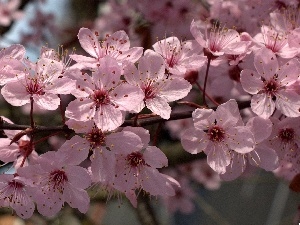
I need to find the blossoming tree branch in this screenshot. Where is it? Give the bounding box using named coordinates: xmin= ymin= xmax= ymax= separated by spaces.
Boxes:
xmin=0 ymin=0 xmax=299 ymax=223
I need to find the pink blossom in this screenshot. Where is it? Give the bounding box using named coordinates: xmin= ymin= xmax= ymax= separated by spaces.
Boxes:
xmin=240 ymin=48 xmax=300 ymax=118
xmin=70 ymin=28 xmax=143 ymax=69
xmin=252 ymin=25 xmax=299 ymax=58
xmin=18 ymin=147 xmax=91 ymax=217
xmin=0 ymin=117 xmax=38 ymax=168
xmin=124 ymin=50 xmax=192 ymax=119
xmin=65 ymin=56 xmax=144 ymax=131
xmin=268 ymin=117 xmax=300 ymax=161
xmin=0 ymin=174 xmax=35 ymax=219
xmin=181 ymin=99 xmax=255 ymax=174
xmin=64 ymin=119 xmax=143 ymax=185
xmin=113 ymin=126 xmax=176 ymax=198
xmin=190 ymin=20 xmax=249 ymax=57
xmin=221 ymin=116 xmax=278 ymax=181
xmin=1 ymin=57 xmax=76 ymax=110
xmin=152 ymin=36 xmax=206 ymax=76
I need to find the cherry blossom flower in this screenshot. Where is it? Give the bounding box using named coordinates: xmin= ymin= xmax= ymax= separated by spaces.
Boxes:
xmin=18 ymin=147 xmax=91 ymax=217
xmin=0 ymin=117 xmax=38 ymax=168
xmin=1 ymin=57 xmax=76 ymax=110
xmin=124 ymin=50 xmax=192 ymax=119
xmin=0 ymin=174 xmax=35 ymax=219
xmin=181 ymin=99 xmax=255 ymax=174
xmin=113 ymin=126 xmax=176 ymax=198
xmin=240 ymin=48 xmax=300 ymax=118
xmin=251 ymin=25 xmax=299 ymax=58
xmin=221 ymin=116 xmax=278 ymax=181
xmin=64 ymin=119 xmax=143 ymax=185
xmin=152 ymin=36 xmax=206 ymax=76
xmin=268 ymin=117 xmax=300 ymax=161
xmin=190 ymin=20 xmax=249 ymax=57
xmin=0 ymin=0 xmax=23 ymax=26
xmin=65 ymin=56 xmax=144 ymax=131
xmin=70 ymin=28 xmax=143 ymax=69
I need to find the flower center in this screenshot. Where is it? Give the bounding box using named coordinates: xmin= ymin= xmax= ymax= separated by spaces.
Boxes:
xmin=18 ymin=140 xmax=34 ymax=157
xmin=278 ymin=128 xmax=295 ymax=144
xmin=142 ymin=84 xmax=156 ymax=100
xmin=126 ymin=151 xmax=146 ymax=168
xmin=263 ymin=77 xmax=279 ymax=96
xmin=8 ymin=180 xmax=24 ymax=189
xmin=26 ymin=79 xmax=45 ymax=95
xmin=92 ymin=90 xmax=110 ymax=108
xmin=208 ymin=126 xmax=225 ymax=142
xmin=86 ymin=127 xmax=106 ymax=148
xmin=49 ymin=170 xmax=68 ymax=193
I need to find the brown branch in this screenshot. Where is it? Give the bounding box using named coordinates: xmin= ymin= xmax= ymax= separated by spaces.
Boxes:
xmin=0 ymin=101 xmax=251 ymax=132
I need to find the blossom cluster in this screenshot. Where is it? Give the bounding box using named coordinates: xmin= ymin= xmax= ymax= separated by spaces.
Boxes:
xmin=0 ymin=0 xmax=300 ymax=221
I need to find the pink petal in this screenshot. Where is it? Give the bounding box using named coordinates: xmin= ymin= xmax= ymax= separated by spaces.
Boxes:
xmin=1 ymin=81 xmax=30 ymax=106
xmin=146 ymin=96 xmax=171 ymax=119
xmin=143 ymin=146 xmax=168 ymax=168
xmin=36 ymin=58 xmax=63 ymax=79
xmin=0 ymin=44 xmax=25 ymax=60
xmin=65 ymin=98 xmax=95 ymax=121
xmin=153 ymin=36 xmax=180 ymax=56
xmin=249 ymin=145 xmax=279 ymax=171
xmin=115 ymin=47 xmax=143 ymax=64
xmin=123 ymin=62 xmax=141 ymax=86
xmin=246 ymin=117 xmax=272 ymax=143
xmin=275 ymin=90 xmax=300 ymax=117
xmin=94 ymin=104 xmax=123 ymax=131
xmin=139 ymin=50 xmax=165 ymax=81
xmin=65 ymin=119 xmax=92 ymax=133
xmin=110 ymin=83 xmax=144 ymax=111
xmin=77 ymin=28 xmax=101 ymax=58
xmin=58 ymin=136 xmax=89 ymax=165
xmin=46 ymin=77 xmax=76 ymax=95
xmin=251 ymin=93 xmax=275 ymax=118
xmin=240 ymin=69 xmax=263 ymax=94
xmin=227 ymin=127 xmax=255 ymax=154
xmin=254 ymin=48 xmax=278 ymax=80
xmin=106 ymin=131 xmax=143 ymax=154
xmin=63 ymin=184 xmax=90 ymax=213
xmin=220 ymin=152 xmax=245 ymax=181
xmin=190 ymin=20 xmax=207 ymax=48
xmin=104 ymin=30 xmax=130 ymax=51
xmin=192 ymin=108 xmax=214 ymax=130
xmin=64 ymin=165 xmax=91 ymax=189
xmin=277 ymin=58 xmax=300 ymax=85
xmin=122 ymin=126 xmax=150 ymax=147
xmin=215 ymin=99 xmax=241 ymax=127
xmin=93 ymin=56 xmax=121 ymax=90
xmin=206 ymin=143 xmax=231 ymax=174
xmin=33 ymin=93 xmax=60 ymax=110
xmin=181 ymin=128 xmax=208 ymax=154
xmin=159 ymin=78 xmax=192 ymax=102
xmin=69 ymin=54 xmax=98 ymax=68
xmin=91 ymin=150 xmax=116 ymax=184
xmin=141 ymin=168 xmax=175 ymax=196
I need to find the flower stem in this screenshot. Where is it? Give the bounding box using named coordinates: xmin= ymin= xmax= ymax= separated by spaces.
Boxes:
xmin=202 ymin=57 xmax=212 ymax=107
